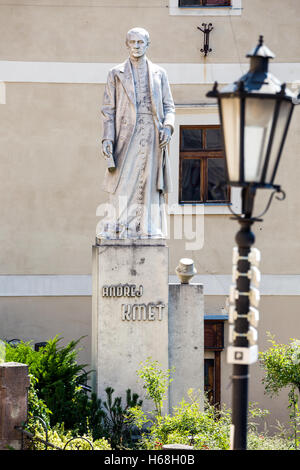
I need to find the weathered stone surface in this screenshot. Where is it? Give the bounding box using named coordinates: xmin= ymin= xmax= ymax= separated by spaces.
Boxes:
xmin=168 ymin=283 xmax=204 ymax=411
xmin=0 ymin=362 xmax=30 ymax=450
xmin=92 ymin=242 xmax=169 ymax=412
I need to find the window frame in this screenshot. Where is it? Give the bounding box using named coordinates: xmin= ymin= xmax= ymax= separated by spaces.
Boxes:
xmin=204 ymin=319 xmax=224 ymax=407
xmin=179 ymin=124 xmax=230 ymax=205
xmin=167 ymin=106 xmax=242 ymax=216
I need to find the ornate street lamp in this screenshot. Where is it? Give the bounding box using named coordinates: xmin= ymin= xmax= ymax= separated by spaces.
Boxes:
xmin=207 ymin=36 xmax=299 ymax=450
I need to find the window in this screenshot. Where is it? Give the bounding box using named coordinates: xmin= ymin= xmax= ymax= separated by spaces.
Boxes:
xmin=169 ymin=0 xmax=241 ymax=16
xmin=179 ymin=0 xmax=231 ymax=6
xmin=179 ymin=125 xmax=230 ymax=204
xmin=204 ymin=319 xmax=224 ymax=407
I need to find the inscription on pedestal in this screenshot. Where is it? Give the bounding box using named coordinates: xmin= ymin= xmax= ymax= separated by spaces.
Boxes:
xmin=121 ymin=303 xmax=165 ymax=321
xmin=92 ymin=243 xmax=169 ymax=412
xmin=102 ymin=284 xmax=143 ymax=297
xmin=102 ymin=283 xmax=165 ymax=321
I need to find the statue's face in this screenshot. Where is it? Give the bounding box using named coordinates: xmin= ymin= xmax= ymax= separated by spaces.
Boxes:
xmin=126 ymin=31 xmax=149 ymax=59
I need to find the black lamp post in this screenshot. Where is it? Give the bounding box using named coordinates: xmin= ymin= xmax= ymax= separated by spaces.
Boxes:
xmin=207 ymin=36 xmax=299 ymax=450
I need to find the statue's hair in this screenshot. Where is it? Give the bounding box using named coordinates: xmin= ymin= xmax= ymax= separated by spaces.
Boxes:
xmin=126 ymin=27 xmax=150 ymax=45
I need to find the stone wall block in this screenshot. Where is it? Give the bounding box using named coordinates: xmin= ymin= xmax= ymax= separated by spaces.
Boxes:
xmin=0 ymin=362 xmax=30 ymax=450
xmin=168 ymin=282 xmax=204 ymax=411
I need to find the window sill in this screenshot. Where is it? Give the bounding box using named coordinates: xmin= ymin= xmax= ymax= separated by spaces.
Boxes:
xmin=169 ymin=0 xmax=242 ymax=16
xmin=179 ymin=6 xmax=231 ymax=8
xmin=167 ymin=202 xmax=240 ymax=215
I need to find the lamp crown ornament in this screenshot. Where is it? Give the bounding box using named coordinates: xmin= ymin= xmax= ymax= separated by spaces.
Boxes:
xmin=246 ymin=34 xmax=275 ymax=59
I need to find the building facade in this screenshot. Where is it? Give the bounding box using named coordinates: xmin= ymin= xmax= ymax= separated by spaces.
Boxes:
xmin=0 ymin=0 xmax=299 ymax=427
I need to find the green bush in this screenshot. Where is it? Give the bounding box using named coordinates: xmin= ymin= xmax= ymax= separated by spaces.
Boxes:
xmin=5 ymin=337 xmax=143 ymax=448
xmin=27 ymin=421 xmax=111 ymax=451
xmin=8 ymin=338 xmax=298 ymax=451
xmin=259 ymin=333 xmax=300 ymax=449
xmin=5 ymin=336 xmax=96 ymax=431
xmin=247 ymin=432 xmax=292 ymax=450
xmin=136 ymin=357 xmax=174 ymax=416
xmin=27 ymin=374 xmax=52 ymax=428
xmin=129 ymin=389 xmax=231 ymax=450
xmin=101 ymin=387 xmax=143 ymax=449
xmin=259 ymin=333 xmax=300 ymax=396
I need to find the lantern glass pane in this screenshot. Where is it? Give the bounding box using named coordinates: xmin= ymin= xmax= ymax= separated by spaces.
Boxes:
xmin=220 ymin=97 xmax=240 ymax=182
xmin=266 ymin=100 xmax=292 ymax=183
xmin=244 ymin=97 xmax=275 ymax=182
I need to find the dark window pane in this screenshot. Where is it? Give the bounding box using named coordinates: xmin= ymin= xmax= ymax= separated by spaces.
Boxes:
xmin=179 ymin=0 xmax=230 ymax=5
xmin=205 ymin=0 xmax=230 ymax=5
xmin=206 ymin=128 xmax=223 ymax=150
xmin=181 ymin=159 xmax=201 ymax=201
xmin=181 ymin=128 xmax=203 ymax=151
xmin=179 ymin=0 xmax=200 ymax=6
xmin=207 ymin=158 xmax=228 ymax=201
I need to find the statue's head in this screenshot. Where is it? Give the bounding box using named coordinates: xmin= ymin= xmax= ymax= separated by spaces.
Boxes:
xmin=126 ymin=27 xmax=150 ymax=60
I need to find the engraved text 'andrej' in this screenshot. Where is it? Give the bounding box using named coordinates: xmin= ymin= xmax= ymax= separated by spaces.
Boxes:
xmin=102 ymin=284 xmax=165 ymax=321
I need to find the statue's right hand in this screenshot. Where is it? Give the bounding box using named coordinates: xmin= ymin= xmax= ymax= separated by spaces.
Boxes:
xmin=102 ymin=139 xmax=113 ymax=159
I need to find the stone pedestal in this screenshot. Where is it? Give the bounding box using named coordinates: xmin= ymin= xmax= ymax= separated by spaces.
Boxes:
xmin=168 ymin=283 xmax=204 ymax=411
xmin=0 ymin=362 xmax=30 ymax=450
xmin=92 ymin=239 xmax=169 ymax=412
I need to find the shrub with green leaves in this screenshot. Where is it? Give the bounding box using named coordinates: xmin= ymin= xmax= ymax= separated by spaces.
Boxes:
xmin=259 ymin=333 xmax=300 ymax=396
xmin=27 ymin=374 xmax=52 ymax=428
xmin=27 ymin=421 xmax=111 ymax=451
xmin=259 ymin=333 xmax=300 ymax=449
xmin=101 ymin=387 xmax=143 ymax=449
xmin=5 ymin=336 xmax=93 ymax=430
xmin=129 ymin=389 xmax=231 ymax=450
xmin=137 ymin=357 xmax=174 ymax=416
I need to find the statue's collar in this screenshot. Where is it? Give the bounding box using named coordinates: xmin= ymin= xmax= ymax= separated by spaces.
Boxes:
xmin=119 ymin=57 xmax=152 ymax=74
xmin=129 ymin=56 xmax=147 ymax=69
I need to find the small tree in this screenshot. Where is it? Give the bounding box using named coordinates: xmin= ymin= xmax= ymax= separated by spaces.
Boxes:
xmin=136 ymin=357 xmax=174 ymax=416
xmin=259 ymin=333 xmax=300 ymax=448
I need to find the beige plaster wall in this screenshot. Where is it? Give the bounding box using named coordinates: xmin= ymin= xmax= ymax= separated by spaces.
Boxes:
xmin=0 ymin=295 xmax=92 ymax=366
xmin=0 ymin=80 xmax=299 ymax=275
xmin=0 ymin=0 xmax=299 ymax=63
xmin=0 ymin=82 xmax=103 ymax=274
xmin=0 ymin=0 xmax=299 ymax=276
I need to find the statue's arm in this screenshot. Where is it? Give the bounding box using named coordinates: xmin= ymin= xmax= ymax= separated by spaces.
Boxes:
xmin=159 ymin=70 xmax=175 ymax=148
xmin=101 ymin=70 xmax=116 ymax=166
xmin=161 ymin=70 xmax=175 ymax=135
xmin=101 ymin=70 xmax=116 ymax=144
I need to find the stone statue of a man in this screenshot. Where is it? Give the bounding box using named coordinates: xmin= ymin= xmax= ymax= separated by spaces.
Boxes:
xmin=98 ymin=27 xmax=175 ymax=240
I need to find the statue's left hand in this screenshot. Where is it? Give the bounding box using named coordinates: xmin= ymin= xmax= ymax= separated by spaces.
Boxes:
xmin=159 ymin=126 xmax=172 ymax=148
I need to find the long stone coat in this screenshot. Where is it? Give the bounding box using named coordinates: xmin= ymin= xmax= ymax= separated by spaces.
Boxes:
xmin=101 ymin=57 xmax=175 ymax=195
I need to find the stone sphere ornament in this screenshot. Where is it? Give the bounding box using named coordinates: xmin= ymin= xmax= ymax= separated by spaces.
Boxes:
xmin=175 ymin=258 xmax=197 ymax=284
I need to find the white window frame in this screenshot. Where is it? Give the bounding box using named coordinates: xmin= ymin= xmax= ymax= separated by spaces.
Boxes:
xmin=169 ymin=0 xmax=242 ymax=16
xmin=167 ymin=104 xmax=241 ymax=215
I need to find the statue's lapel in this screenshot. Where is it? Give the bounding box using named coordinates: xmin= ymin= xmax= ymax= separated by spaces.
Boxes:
xmin=118 ymin=59 xmax=136 ymax=107
xmin=147 ymin=59 xmax=159 ymax=124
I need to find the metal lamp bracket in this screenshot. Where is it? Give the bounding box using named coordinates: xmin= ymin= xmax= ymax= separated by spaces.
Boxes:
xmin=197 ymin=23 xmax=213 ymax=57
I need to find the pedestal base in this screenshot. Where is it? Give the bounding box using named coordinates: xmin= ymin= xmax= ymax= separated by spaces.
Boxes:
xmin=92 ymin=240 xmax=169 ymax=412
xmin=168 ymin=283 xmax=204 ymax=411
